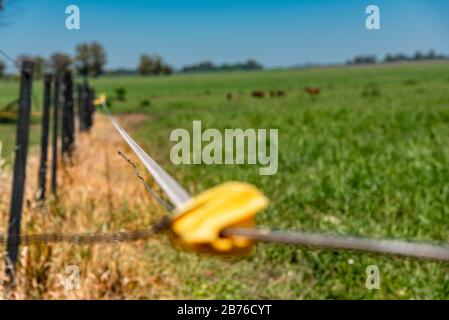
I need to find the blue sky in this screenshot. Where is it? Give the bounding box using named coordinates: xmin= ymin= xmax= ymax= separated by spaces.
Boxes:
xmin=0 ymin=0 xmax=448 ymax=70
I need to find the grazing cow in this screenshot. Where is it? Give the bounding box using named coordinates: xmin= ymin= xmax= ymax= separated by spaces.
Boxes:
xmin=305 ymin=87 xmax=320 ymax=96
xmin=226 ymin=93 xmax=233 ymax=100
xmin=276 ymin=90 xmax=286 ymax=97
xmin=269 ymin=90 xmax=287 ymax=98
xmin=251 ymin=90 xmax=265 ymax=98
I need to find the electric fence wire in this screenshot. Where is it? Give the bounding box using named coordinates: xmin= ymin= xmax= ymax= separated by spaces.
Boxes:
xmin=100 ymin=101 xmax=191 ymax=208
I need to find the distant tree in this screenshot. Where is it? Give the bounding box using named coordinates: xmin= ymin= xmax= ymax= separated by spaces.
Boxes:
xmin=351 ymin=55 xmax=377 ymax=64
xmin=105 ymin=68 xmax=138 ymax=76
xmin=138 ymin=54 xmax=172 ymax=76
xmin=384 ymin=53 xmax=408 ymax=63
xmin=384 ymin=54 xmax=394 ymax=63
xmin=427 ymin=49 xmax=436 ymax=59
xmin=75 ymin=43 xmax=90 ymax=77
xmin=33 ymin=56 xmax=46 ymax=79
xmin=0 ymin=59 xmax=5 ymax=78
xmin=182 ymin=59 xmax=263 ymax=73
xmin=182 ymin=60 xmax=216 ymax=73
xmin=50 ymin=52 xmax=72 ymax=74
xmin=414 ymin=50 xmax=424 ymax=60
xmin=75 ymin=42 xmax=107 ymax=77
xmin=383 ymin=50 xmax=449 ymax=64
xmin=138 ymin=55 xmax=153 ymax=75
xmin=242 ymin=59 xmax=263 ymax=70
xmin=412 ymin=49 xmax=441 ymax=60
xmin=90 ymin=42 xmax=107 ymax=77
xmin=16 ymin=55 xmax=46 ymax=79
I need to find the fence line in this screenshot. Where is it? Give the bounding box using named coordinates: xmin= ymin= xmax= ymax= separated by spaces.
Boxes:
xmin=2 ymin=60 xmax=96 ymax=283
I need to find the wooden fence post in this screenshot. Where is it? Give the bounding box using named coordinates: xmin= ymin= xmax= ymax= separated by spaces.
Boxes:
xmin=37 ymin=74 xmax=52 ymax=201
xmin=51 ymin=74 xmax=60 ymax=195
xmin=4 ymin=60 xmax=34 ymax=284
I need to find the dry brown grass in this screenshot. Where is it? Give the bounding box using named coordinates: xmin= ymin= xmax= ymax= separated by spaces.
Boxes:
xmin=0 ymin=114 xmax=181 ymax=299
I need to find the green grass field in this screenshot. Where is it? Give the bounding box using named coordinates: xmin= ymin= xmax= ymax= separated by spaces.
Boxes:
xmin=1 ymin=63 xmax=449 ymax=298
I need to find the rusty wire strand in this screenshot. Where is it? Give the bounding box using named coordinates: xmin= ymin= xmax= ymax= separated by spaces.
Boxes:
xmin=0 ymin=216 xmax=171 ymax=245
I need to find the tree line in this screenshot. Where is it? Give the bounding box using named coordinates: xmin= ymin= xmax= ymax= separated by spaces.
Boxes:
xmin=347 ymin=49 xmax=449 ymax=65
xmin=0 ymin=42 xmax=108 ymax=79
xmin=181 ymin=59 xmax=263 ymax=73
xmin=0 ymin=43 xmax=174 ymax=79
xmin=2 ymin=44 xmax=447 ymax=79
xmin=0 ymin=46 xmax=264 ymax=78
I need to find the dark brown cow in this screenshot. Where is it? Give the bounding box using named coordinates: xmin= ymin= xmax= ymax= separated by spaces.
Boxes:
xmin=251 ymin=90 xmax=265 ymax=98
xmin=269 ymin=90 xmax=287 ymax=98
xmin=276 ymin=90 xmax=286 ymax=97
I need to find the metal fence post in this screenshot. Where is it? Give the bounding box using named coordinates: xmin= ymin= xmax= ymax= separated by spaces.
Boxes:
xmin=87 ymin=86 xmax=95 ymax=129
xmin=37 ymin=74 xmax=52 ymax=201
xmin=4 ymin=60 xmax=34 ymax=285
xmin=61 ymin=71 xmax=74 ymax=158
xmin=51 ymin=74 xmax=60 ymax=195
xmin=61 ymin=70 xmax=75 ymax=159
xmin=83 ymin=81 xmax=92 ymax=131
xmin=66 ymin=72 xmax=75 ymax=152
xmin=77 ymin=83 xmax=86 ymax=132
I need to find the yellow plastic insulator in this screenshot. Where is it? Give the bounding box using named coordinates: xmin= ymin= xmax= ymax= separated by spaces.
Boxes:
xmin=169 ymin=182 xmax=269 ymax=255
xmin=93 ymin=94 xmax=107 ymax=106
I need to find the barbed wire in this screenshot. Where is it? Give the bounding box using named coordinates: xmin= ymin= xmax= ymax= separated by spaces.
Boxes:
xmin=118 ymin=150 xmax=175 ymax=211
xmin=0 ymin=216 xmax=171 ymax=245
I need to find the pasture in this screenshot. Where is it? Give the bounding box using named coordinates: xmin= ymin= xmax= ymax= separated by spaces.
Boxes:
xmin=1 ymin=63 xmax=449 ymax=298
